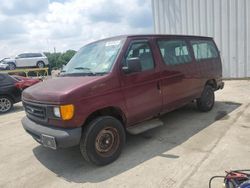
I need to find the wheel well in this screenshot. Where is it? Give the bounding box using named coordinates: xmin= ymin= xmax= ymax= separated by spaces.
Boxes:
xmin=8 ymin=62 xmax=16 ymax=65
xmin=84 ymin=107 xmax=126 ymax=127
xmin=37 ymin=61 xmax=45 ymax=65
xmin=205 ymin=79 xmax=217 ymax=89
xmin=0 ymin=94 xmax=14 ymax=103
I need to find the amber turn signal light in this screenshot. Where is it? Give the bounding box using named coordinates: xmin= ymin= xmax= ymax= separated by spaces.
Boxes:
xmin=60 ymin=104 xmax=74 ymax=120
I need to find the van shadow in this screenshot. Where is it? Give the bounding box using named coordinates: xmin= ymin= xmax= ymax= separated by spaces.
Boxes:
xmin=32 ymin=101 xmax=241 ymax=184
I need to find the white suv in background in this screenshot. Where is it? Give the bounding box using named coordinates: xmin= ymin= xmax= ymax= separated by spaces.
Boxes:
xmin=4 ymin=53 xmax=49 ymax=70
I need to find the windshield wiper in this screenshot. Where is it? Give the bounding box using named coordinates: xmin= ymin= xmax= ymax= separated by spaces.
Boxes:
xmin=74 ymin=67 xmax=96 ymax=75
xmin=60 ymin=67 xmax=108 ymax=77
xmin=60 ymin=71 xmax=108 ymax=77
xmin=74 ymin=67 xmax=91 ymax=70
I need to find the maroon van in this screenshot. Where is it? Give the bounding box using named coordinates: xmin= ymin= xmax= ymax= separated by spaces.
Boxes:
xmin=21 ymin=35 xmax=224 ymax=165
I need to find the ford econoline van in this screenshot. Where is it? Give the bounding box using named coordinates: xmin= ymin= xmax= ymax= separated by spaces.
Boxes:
xmin=22 ymin=35 xmax=224 ymax=165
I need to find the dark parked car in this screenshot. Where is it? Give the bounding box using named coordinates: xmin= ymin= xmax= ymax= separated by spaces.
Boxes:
xmin=0 ymin=73 xmax=40 ymax=113
xmin=22 ymin=34 xmax=224 ymax=165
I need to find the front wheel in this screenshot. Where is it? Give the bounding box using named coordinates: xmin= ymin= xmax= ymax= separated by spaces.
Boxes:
xmin=0 ymin=96 xmax=13 ymax=113
xmin=8 ymin=62 xmax=16 ymax=70
xmin=197 ymin=85 xmax=215 ymax=112
xmin=80 ymin=116 xmax=126 ymax=166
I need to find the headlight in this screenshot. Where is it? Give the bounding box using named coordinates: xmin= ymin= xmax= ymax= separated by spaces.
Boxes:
xmin=53 ymin=107 xmax=61 ymax=118
xmin=53 ymin=104 xmax=74 ymax=120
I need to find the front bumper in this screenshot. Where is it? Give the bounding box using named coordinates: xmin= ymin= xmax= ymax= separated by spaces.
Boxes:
xmin=22 ymin=116 xmax=82 ymax=149
xmin=0 ymin=64 xmax=9 ymax=70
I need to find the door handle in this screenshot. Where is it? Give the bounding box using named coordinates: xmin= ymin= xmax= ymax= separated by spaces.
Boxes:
xmin=157 ymin=81 xmax=161 ymax=93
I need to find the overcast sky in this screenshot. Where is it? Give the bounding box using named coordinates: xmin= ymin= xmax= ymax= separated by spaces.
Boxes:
xmin=0 ymin=0 xmax=153 ymax=59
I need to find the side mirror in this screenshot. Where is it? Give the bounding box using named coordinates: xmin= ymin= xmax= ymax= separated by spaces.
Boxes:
xmin=122 ymin=58 xmax=142 ymax=74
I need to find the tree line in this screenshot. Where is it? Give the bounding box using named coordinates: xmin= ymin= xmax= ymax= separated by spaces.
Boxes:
xmin=44 ymin=50 xmax=76 ymax=70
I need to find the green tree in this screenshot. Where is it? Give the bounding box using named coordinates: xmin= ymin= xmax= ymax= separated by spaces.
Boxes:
xmin=44 ymin=50 xmax=76 ymax=70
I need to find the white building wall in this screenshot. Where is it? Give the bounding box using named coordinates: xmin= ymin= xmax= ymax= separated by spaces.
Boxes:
xmin=152 ymin=0 xmax=250 ymax=78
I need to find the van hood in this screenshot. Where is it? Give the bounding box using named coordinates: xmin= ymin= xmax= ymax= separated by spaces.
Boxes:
xmin=22 ymin=76 xmax=104 ymax=104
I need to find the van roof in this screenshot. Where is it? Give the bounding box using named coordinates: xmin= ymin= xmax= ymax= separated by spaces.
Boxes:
xmin=103 ymin=34 xmax=213 ymax=40
xmin=85 ymin=34 xmax=213 ymax=46
xmin=129 ymin=34 xmax=212 ymax=39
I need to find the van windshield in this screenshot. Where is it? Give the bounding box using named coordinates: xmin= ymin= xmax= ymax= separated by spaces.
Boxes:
xmin=61 ymin=39 xmax=124 ymax=76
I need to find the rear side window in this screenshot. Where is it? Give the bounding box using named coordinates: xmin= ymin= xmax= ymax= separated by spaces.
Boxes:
xmin=190 ymin=40 xmax=218 ymax=60
xmin=31 ymin=53 xmax=43 ymax=57
xmin=125 ymin=41 xmax=154 ymax=71
xmin=157 ymin=40 xmax=192 ymax=65
xmin=27 ymin=53 xmax=42 ymax=58
xmin=0 ymin=74 xmax=15 ymax=85
xmin=26 ymin=54 xmax=34 ymax=58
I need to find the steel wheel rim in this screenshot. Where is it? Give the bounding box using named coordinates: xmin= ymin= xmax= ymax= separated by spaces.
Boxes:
xmin=206 ymin=90 xmax=214 ymax=107
xmin=95 ymin=127 xmax=120 ymax=157
xmin=0 ymin=98 xmax=11 ymax=112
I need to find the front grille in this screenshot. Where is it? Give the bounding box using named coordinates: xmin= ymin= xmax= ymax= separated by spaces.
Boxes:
xmin=23 ymin=101 xmax=46 ymax=120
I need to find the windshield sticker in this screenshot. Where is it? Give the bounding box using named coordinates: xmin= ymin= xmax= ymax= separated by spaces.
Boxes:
xmin=105 ymin=40 xmax=121 ymax=47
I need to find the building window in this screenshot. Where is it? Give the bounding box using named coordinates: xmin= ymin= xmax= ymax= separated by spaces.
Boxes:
xmin=157 ymin=40 xmax=192 ymax=65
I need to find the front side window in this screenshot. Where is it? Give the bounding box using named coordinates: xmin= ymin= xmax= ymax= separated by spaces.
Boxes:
xmin=62 ymin=38 xmax=124 ymax=76
xmin=157 ymin=40 xmax=192 ymax=65
xmin=125 ymin=41 xmax=154 ymax=71
xmin=191 ymin=40 xmax=218 ymax=60
xmin=17 ymin=54 xmax=27 ymax=58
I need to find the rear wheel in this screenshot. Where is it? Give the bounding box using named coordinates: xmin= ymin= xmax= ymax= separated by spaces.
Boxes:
xmin=80 ymin=116 xmax=125 ymax=166
xmin=0 ymin=96 xmax=13 ymax=113
xmin=197 ymin=85 xmax=215 ymax=112
xmin=37 ymin=61 xmax=45 ymax=68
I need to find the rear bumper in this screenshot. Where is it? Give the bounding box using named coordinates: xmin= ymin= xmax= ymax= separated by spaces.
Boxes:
xmin=22 ymin=116 xmax=81 ymax=149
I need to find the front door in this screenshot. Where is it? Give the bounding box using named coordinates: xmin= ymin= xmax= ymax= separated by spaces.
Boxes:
xmin=16 ymin=54 xmax=30 ymax=67
xmin=120 ymin=39 xmax=163 ymax=125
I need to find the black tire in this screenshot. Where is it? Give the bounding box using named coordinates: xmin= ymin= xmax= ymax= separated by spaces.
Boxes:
xmin=0 ymin=96 xmax=13 ymax=113
xmin=197 ymin=85 xmax=215 ymax=112
xmin=8 ymin=62 xmax=16 ymax=70
xmin=80 ymin=116 xmax=126 ymax=166
xmin=37 ymin=61 xmax=45 ymax=68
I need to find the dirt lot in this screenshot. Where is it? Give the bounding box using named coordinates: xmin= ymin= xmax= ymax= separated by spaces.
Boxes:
xmin=1 ymin=80 xmax=250 ymax=188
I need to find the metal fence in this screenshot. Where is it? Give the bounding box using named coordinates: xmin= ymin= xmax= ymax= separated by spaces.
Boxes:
xmin=0 ymin=67 xmax=49 ymax=77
